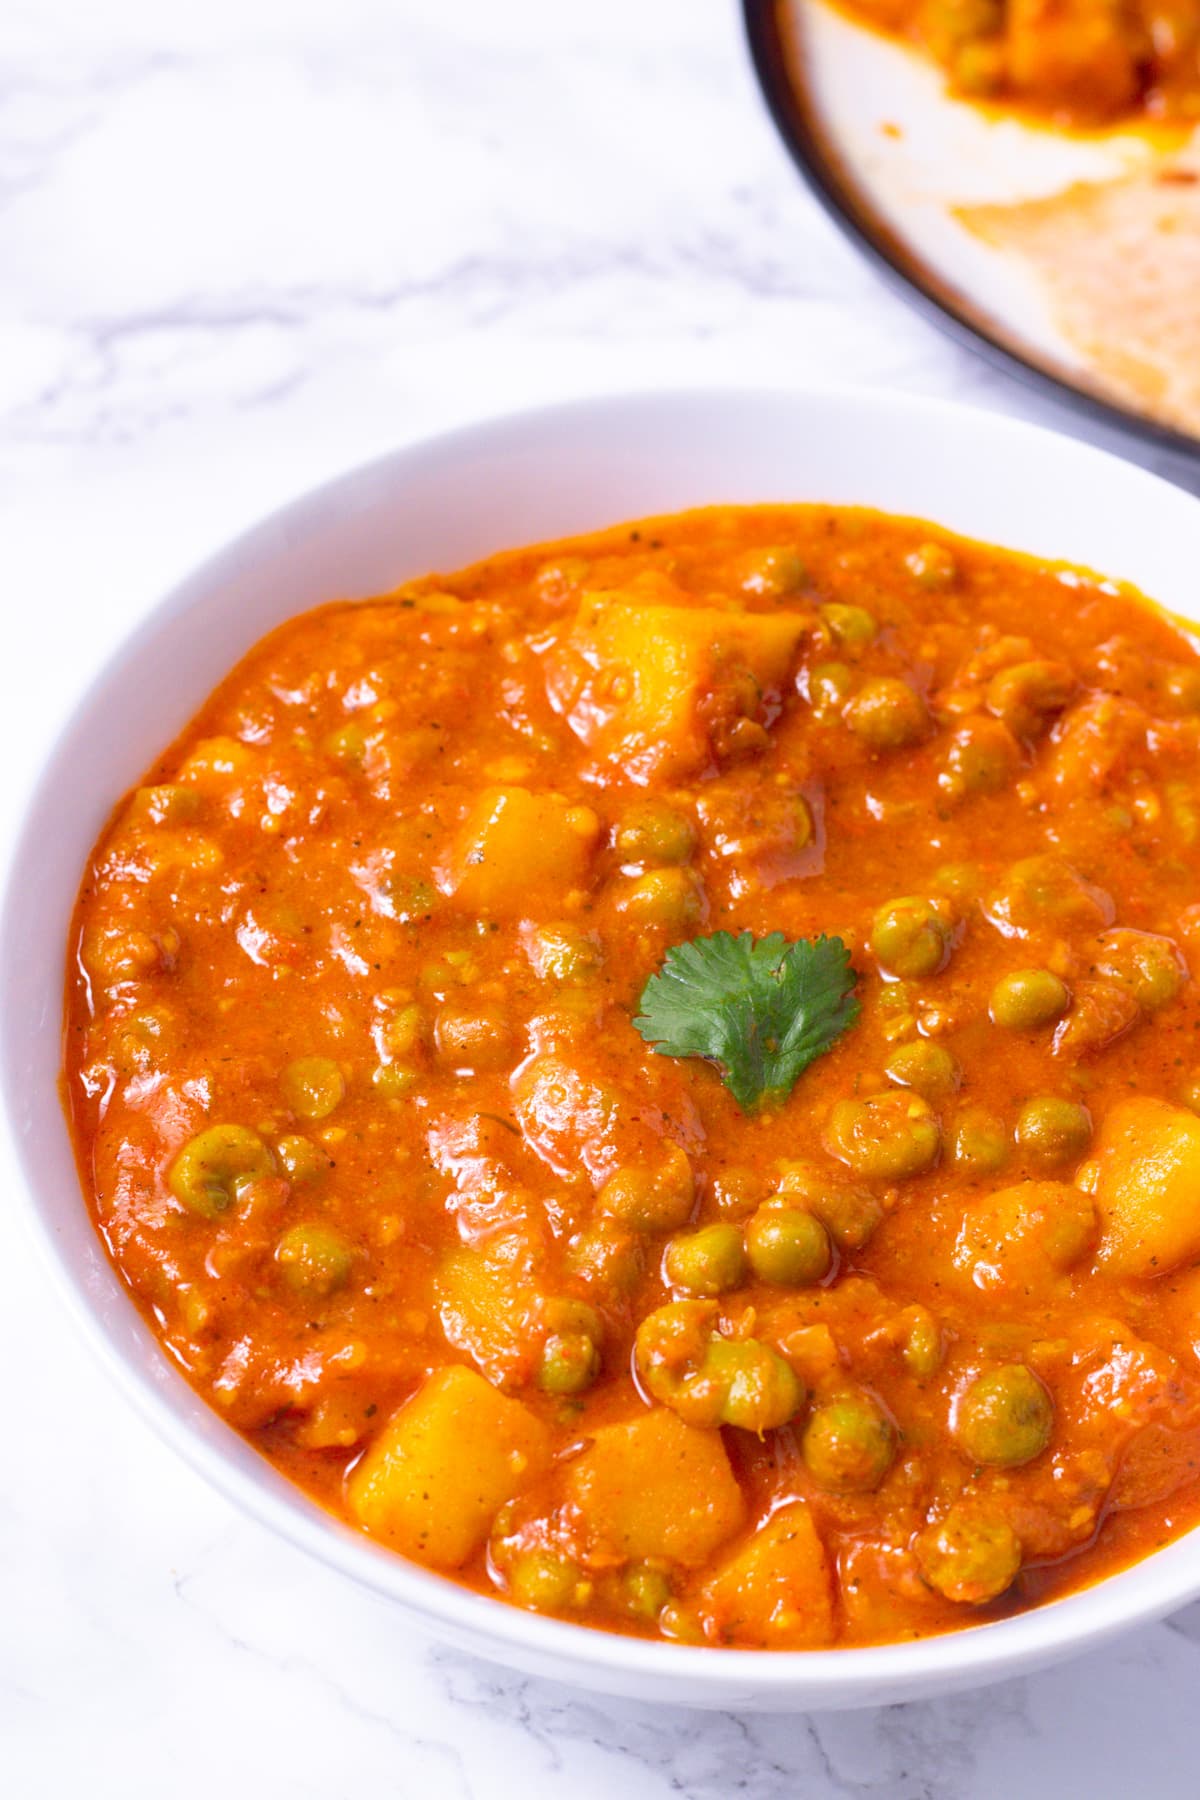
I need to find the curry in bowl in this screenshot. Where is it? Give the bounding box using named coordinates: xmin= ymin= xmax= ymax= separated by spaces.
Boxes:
xmin=831 ymin=0 xmax=1200 ymax=125
xmin=65 ymin=504 xmax=1200 ymax=1649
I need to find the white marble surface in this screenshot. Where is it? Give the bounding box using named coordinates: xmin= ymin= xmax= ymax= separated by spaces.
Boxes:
xmin=4 ymin=2 xmax=1200 ymax=1794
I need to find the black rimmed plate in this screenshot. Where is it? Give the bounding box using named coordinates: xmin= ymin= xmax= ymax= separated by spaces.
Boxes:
xmin=744 ymin=0 xmax=1200 ymax=463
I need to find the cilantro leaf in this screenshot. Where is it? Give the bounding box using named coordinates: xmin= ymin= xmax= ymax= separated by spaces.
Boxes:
xmin=632 ymin=930 xmax=859 ymax=1113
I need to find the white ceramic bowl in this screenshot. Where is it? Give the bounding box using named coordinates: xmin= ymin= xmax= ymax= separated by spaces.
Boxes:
xmin=6 ymin=388 xmax=1200 ymax=1711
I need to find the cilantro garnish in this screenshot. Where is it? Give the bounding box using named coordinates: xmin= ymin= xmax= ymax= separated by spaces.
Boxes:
xmin=633 ymin=930 xmax=859 ymax=1113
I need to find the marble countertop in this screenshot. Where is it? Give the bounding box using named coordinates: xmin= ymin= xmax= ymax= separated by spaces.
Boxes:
xmin=4 ymin=2 xmax=1200 ymax=1794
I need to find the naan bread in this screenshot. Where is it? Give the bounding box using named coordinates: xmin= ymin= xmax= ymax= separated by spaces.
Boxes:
xmin=959 ymin=150 xmax=1200 ymax=438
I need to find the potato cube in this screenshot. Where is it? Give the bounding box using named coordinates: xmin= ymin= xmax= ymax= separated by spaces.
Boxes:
xmin=564 ymin=1406 xmax=744 ymax=1566
xmin=544 ymin=590 xmax=805 ymax=780
xmin=696 ymin=1502 xmax=834 ymax=1647
xmin=435 ymin=1239 xmax=543 ymax=1387
xmin=1090 ymin=1098 xmax=1200 ymax=1277
xmin=953 ymin=1180 xmax=1098 ymax=1294
xmin=347 ymin=1365 xmax=550 ymax=1567
xmin=440 ymin=785 xmax=599 ymax=916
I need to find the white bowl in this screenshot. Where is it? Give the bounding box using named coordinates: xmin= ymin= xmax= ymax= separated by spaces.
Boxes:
xmin=6 ymin=387 xmax=1200 ymax=1711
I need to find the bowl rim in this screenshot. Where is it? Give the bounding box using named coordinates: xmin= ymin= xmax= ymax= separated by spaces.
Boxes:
xmin=9 ymin=381 xmax=1200 ymax=1703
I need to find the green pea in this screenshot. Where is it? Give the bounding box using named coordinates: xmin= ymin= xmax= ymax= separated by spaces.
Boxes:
xmin=820 ymin=602 xmax=876 ymax=650
xmin=379 ymin=1001 xmax=424 ymax=1058
xmin=664 ymin=1222 xmax=747 ymax=1296
xmin=986 ymin=661 xmax=1073 ymax=739
xmin=802 ymin=1392 xmax=895 ymax=1492
xmin=845 ymin=678 xmax=928 ymax=750
xmin=824 ymin=1092 xmax=941 ymax=1181
xmin=884 ymin=1038 xmax=961 ymax=1101
xmin=1015 ymin=1096 xmax=1092 ymax=1170
xmin=274 ymin=1134 xmax=325 ymax=1182
xmin=635 ymin=1300 xmax=723 ymax=1424
xmin=434 ymin=1004 xmax=513 ymax=1069
xmin=906 ymin=542 xmax=958 ymax=589
xmin=507 ymin=1550 xmax=582 ymax=1612
xmin=956 ymin=1365 xmax=1052 ymax=1467
xmin=808 ymin=660 xmax=855 ymax=714
xmin=932 ymin=862 xmax=982 ymax=901
xmin=744 ymin=1206 xmax=832 ymax=1287
xmin=623 ymin=1563 xmax=672 ymax=1620
xmin=658 ymin=1602 xmax=704 ymax=1644
xmin=1039 ymin=1187 xmax=1099 ymax=1271
xmin=281 ymin=1055 xmax=345 ymax=1120
xmin=599 ymin=1145 xmax=695 ymax=1232
xmin=989 ymin=967 xmax=1070 ymax=1030
xmin=870 ymin=896 xmax=953 ymax=979
xmin=619 ymin=867 xmax=704 ymax=927
xmin=735 ymin=545 xmax=805 ymax=597
xmin=323 ymin=721 xmax=368 ymax=765
xmin=565 ymin=1218 xmax=644 ymax=1294
xmin=129 ymin=783 xmax=202 ymax=827
xmin=1094 ymin=929 xmax=1187 ymax=1013
xmin=525 ymin=925 xmax=603 ymax=984
xmin=993 ymin=854 xmax=1109 ymax=930
xmin=706 ymin=1336 xmax=804 ymax=1433
xmin=545 ymin=1297 xmax=602 ymax=1338
xmin=942 ymin=718 xmax=1019 ymax=798
xmin=949 ymin=1106 xmax=1010 ymax=1175
xmin=538 ymin=1330 xmax=601 ymax=1396
xmin=916 ymin=1504 xmax=1022 ymax=1604
xmin=168 ymin=1124 xmax=274 ymax=1219
xmin=615 ymin=801 xmax=696 ymax=867
xmin=275 ymin=1222 xmax=355 ymax=1297
xmin=372 ymin=1063 xmax=418 ymax=1098
xmin=634 ymin=1303 xmax=802 ymax=1432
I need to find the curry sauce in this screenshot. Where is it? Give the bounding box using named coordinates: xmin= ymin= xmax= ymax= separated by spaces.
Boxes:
xmin=65 ymin=505 xmax=1200 ymax=1648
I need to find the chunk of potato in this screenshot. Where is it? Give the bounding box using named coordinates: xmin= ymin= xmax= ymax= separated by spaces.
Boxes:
xmin=1089 ymin=1098 xmax=1200 ymax=1277
xmin=564 ymin=1406 xmax=745 ymax=1566
xmin=435 ymin=1237 xmax=544 ymax=1387
xmin=544 ymin=588 xmax=805 ymax=781
xmin=695 ymin=1502 xmax=834 ymax=1647
xmin=347 ymin=1365 xmax=550 ymax=1567
xmin=440 ymin=786 xmax=599 ymax=915
xmin=953 ymin=1180 xmax=1098 ymax=1295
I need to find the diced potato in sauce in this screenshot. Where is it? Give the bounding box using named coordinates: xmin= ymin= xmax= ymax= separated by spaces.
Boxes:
xmin=1088 ymin=1099 xmax=1200 ymax=1277
xmin=346 ymin=1366 xmax=551 ymax=1567
xmin=543 ymin=587 xmax=806 ymax=780
xmin=565 ymin=1407 xmax=746 ymax=1566
xmin=695 ymin=1503 xmax=834 ymax=1647
xmin=441 ymin=785 xmax=600 ymax=915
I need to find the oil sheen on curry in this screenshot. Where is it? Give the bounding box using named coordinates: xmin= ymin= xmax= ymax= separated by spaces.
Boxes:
xmin=66 ymin=505 xmax=1200 ymax=1650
